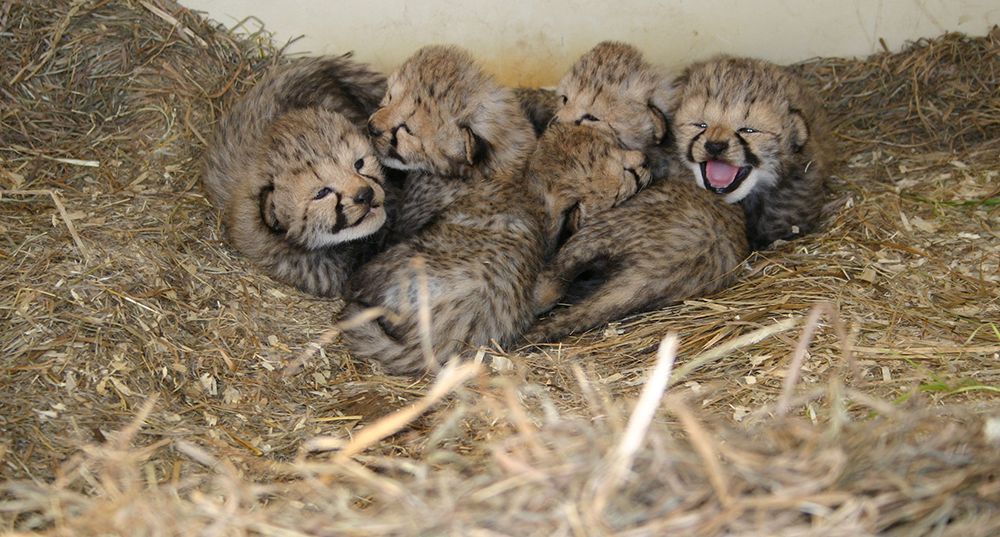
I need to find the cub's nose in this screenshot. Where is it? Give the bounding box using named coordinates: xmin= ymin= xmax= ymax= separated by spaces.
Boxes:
xmin=354 ymin=186 xmax=375 ymax=206
xmin=367 ymin=120 xmax=382 ymax=138
xmin=389 ymin=124 xmax=410 ymax=147
xmin=704 ymin=140 xmax=729 ymax=157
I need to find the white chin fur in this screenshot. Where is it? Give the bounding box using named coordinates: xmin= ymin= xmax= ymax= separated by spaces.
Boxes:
xmin=686 ymin=163 xmax=778 ymax=204
xmin=379 ymin=156 xmax=418 ymax=171
xmin=303 ymin=208 xmax=386 ymax=249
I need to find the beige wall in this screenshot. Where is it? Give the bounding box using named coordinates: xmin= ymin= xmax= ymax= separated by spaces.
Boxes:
xmin=183 ymin=0 xmax=999 ymax=86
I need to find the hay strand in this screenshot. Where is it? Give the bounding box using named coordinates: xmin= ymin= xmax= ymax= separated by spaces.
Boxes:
xmin=332 ymin=360 xmax=480 ymax=462
xmin=590 ymin=334 xmax=677 ymax=513
xmin=1 ymin=189 xmax=92 ymax=263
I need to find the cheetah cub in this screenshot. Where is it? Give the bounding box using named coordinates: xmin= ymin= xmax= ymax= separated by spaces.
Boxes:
xmin=528 ymin=123 xmax=651 ymax=254
xmin=553 ymin=41 xmax=673 ymax=173
xmin=366 ymin=45 xmax=536 ymax=239
xmin=203 ymin=56 xmax=389 ymax=297
xmin=530 ymin=180 xmax=749 ymax=342
xmin=670 ymin=56 xmax=830 ymax=250
xmin=340 ymin=45 xmax=542 ymax=375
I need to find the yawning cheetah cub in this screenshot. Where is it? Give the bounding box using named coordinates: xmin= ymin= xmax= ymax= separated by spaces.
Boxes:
xmin=367 ymin=45 xmax=536 ymax=239
xmin=203 ymin=55 xmax=389 ymax=297
xmin=553 ymin=41 xmax=673 ymax=173
xmin=341 ymin=45 xmax=542 ymax=375
xmin=670 ymin=56 xmax=830 ymax=249
xmin=528 ymin=123 xmax=651 ymax=254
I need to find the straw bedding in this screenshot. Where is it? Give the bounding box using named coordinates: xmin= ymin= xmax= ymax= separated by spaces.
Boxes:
xmin=1 ymin=1 xmax=998 ymax=535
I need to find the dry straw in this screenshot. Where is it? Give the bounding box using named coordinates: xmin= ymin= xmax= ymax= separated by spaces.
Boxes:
xmin=1 ymin=1 xmax=998 ymax=535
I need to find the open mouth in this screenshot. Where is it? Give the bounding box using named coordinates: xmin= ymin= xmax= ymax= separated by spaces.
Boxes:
xmin=699 ymin=160 xmax=752 ymax=194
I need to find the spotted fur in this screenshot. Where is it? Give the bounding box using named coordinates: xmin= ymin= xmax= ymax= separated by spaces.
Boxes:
xmin=202 ymin=55 xmax=389 ymax=297
xmin=530 ymin=180 xmax=748 ymax=342
xmin=670 ymin=56 xmax=830 ymax=250
xmin=343 ymin=176 xmax=545 ymax=375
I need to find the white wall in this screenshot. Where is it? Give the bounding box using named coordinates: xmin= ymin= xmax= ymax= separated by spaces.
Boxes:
xmin=183 ymin=0 xmax=999 ymax=85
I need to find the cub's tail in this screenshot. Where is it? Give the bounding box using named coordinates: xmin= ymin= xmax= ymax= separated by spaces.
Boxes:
xmin=338 ymin=302 xmax=427 ymax=376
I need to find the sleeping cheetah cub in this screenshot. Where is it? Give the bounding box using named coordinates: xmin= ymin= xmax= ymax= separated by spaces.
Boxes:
xmin=367 ymin=45 xmax=536 ymax=239
xmin=343 ymin=176 xmax=545 ymax=375
xmin=553 ymin=41 xmax=673 ymax=173
xmin=341 ymin=45 xmax=542 ymax=375
xmin=528 ymin=123 xmax=651 ymax=254
xmin=670 ymin=56 xmax=830 ymax=250
xmin=530 ymin=180 xmax=749 ymax=342
xmin=203 ymin=55 xmax=389 ymax=297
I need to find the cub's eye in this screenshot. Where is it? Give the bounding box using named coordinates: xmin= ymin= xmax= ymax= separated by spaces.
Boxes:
xmin=560 ymin=95 xmax=568 ymax=105
xmin=693 ymin=122 xmax=708 ymax=129
xmin=354 ymin=158 xmax=364 ymax=171
xmin=581 ymin=113 xmax=599 ymax=122
xmin=314 ymin=187 xmax=333 ymax=200
xmin=738 ymin=127 xmax=757 ymax=134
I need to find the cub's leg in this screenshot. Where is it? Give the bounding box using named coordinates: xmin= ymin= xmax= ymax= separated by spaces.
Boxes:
xmin=529 ymin=267 xmax=652 ymax=342
xmin=533 ymin=228 xmax=622 ymax=315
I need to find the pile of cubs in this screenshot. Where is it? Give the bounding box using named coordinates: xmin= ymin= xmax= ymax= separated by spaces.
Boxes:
xmin=203 ymin=42 xmax=829 ymax=375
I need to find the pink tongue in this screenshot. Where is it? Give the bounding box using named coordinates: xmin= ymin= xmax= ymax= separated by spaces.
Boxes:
xmin=705 ymin=161 xmax=740 ymax=188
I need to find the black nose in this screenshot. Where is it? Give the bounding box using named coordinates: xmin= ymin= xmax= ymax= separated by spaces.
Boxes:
xmin=704 ymin=140 xmax=729 ymax=157
xmin=354 ymin=186 xmax=375 ymax=206
xmin=389 ymin=124 xmax=410 ymax=147
xmin=367 ymin=121 xmax=382 ymax=138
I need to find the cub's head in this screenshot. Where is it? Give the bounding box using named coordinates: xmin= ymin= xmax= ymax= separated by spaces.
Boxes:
xmin=530 ymin=123 xmax=650 ymax=247
xmin=258 ymin=109 xmax=387 ymax=249
xmin=672 ymin=56 xmax=815 ymax=204
xmin=367 ymin=45 xmax=534 ymax=178
xmin=553 ymin=41 xmax=672 ymax=151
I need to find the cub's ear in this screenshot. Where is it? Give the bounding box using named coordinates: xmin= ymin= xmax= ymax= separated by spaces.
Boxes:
xmin=461 ymin=125 xmax=490 ymax=166
xmin=661 ymin=73 xmax=687 ymax=115
xmin=647 ymin=104 xmax=668 ymax=145
xmin=566 ymin=202 xmax=584 ymax=235
xmin=258 ymin=183 xmax=286 ymax=234
xmin=788 ymin=108 xmax=810 ymax=152
xmin=647 ymin=77 xmax=674 ymax=145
